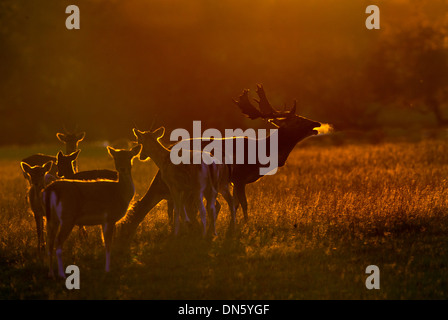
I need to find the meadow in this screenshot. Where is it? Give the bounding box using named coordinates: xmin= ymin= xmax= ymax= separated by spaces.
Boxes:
xmin=0 ymin=135 xmax=447 ymax=299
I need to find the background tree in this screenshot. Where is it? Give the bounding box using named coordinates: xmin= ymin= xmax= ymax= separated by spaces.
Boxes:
xmin=367 ymin=8 xmax=448 ymax=127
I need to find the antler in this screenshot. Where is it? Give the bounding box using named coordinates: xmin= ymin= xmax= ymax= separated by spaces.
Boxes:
xmin=233 ymin=85 xmax=296 ymax=120
xmin=255 ymin=84 xmax=277 ymax=115
xmin=233 ymin=89 xmax=263 ymax=120
xmin=289 ymin=100 xmax=297 ymax=115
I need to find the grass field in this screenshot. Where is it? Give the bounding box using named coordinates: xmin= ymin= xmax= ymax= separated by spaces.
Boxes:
xmin=0 ymin=137 xmax=447 ymax=299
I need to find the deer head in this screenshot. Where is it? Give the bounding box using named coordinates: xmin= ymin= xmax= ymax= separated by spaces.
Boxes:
xmin=133 ymin=127 xmax=166 ymax=162
xmin=56 ymin=150 xmax=80 ymax=178
xmin=107 ymin=145 xmax=142 ymax=176
xmin=20 ymin=162 xmax=53 ymax=191
xmin=56 ymin=130 xmax=86 ymax=154
xmin=233 ymin=84 xmax=321 ymax=139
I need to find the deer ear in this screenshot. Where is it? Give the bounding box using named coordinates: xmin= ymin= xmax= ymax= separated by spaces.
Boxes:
xmin=76 ymin=132 xmax=86 ymax=142
xmin=133 ymin=128 xmax=143 ymax=140
xmin=267 ymin=119 xmax=281 ymax=128
xmin=154 ymin=127 xmax=165 ymax=139
xmin=20 ymin=162 xmax=32 ymax=174
xmin=70 ymin=149 xmax=80 ymax=160
xmin=107 ymin=146 xmax=117 ymax=158
xmin=43 ymin=161 xmax=53 ymax=173
xmin=131 ymin=144 xmax=142 ymax=157
xmin=56 ymin=133 xmax=67 ymax=142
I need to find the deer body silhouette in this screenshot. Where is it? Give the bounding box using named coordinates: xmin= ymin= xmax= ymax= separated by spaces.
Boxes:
xmin=43 ymin=145 xmax=141 ymax=278
xmin=20 ymin=161 xmax=54 ymax=253
xmin=133 ymin=127 xmax=234 ymax=236
xmin=118 ymin=85 xmax=321 ymax=240
xmin=21 ymin=130 xmax=85 ymax=181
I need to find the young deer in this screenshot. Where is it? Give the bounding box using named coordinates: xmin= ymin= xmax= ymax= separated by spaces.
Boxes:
xmin=43 ymin=144 xmax=141 ymax=278
xmin=56 ymin=150 xmax=117 ymax=181
xmin=20 ymin=161 xmax=55 ymax=253
xmin=21 ymin=154 xmax=57 ymax=180
xmin=21 ymin=130 xmax=85 ymax=181
xmin=133 ymin=127 xmax=235 ymax=236
xmin=56 ymin=130 xmax=85 ymax=172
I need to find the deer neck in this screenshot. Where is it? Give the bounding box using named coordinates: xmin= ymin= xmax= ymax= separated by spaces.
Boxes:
xmin=144 ymin=140 xmax=172 ymax=171
xmin=276 ymin=127 xmax=303 ymax=167
xmin=66 ymin=144 xmax=77 ymax=155
xmin=64 ymin=165 xmax=76 ymax=178
xmin=116 ymin=170 xmax=135 ymax=204
xmin=57 ymin=160 xmax=76 ymax=178
xmin=30 ymin=185 xmax=42 ymax=202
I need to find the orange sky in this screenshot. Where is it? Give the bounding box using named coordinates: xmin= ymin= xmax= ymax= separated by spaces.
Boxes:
xmin=0 ymin=0 xmax=447 ymax=144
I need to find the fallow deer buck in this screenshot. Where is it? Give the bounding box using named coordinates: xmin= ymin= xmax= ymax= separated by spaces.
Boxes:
xmin=55 ymin=150 xmax=117 ymax=180
xmin=43 ymin=144 xmax=141 ymax=278
xmin=230 ymin=84 xmax=321 ymax=220
xmin=20 ymin=161 xmax=54 ymax=253
xmin=117 ymin=85 xmax=321 ymax=241
xmin=21 ymin=130 xmax=85 ymax=181
xmin=133 ymin=127 xmax=235 ymax=236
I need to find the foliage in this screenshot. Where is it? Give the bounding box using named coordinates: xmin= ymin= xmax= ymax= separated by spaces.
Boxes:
xmin=1 ymin=1 xmax=448 ymax=144
xmin=367 ymin=3 xmax=448 ymax=125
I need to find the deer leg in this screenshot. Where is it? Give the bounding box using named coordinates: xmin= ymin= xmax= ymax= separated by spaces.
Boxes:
xmin=210 ymin=197 xmax=217 ymax=236
xmin=214 ymin=200 xmax=221 ymax=222
xmin=205 ymin=200 xmax=212 ymax=234
xmin=197 ymin=195 xmax=208 ymax=237
xmin=221 ymin=187 xmax=236 ymax=228
xmin=34 ymin=212 xmax=44 ymax=253
xmin=55 ymin=222 xmax=74 ymax=279
xmin=78 ymin=226 xmax=88 ymax=240
xmin=183 ymin=201 xmax=199 ymax=232
xmin=167 ymin=199 xmax=174 ymax=226
xmin=173 ymin=198 xmax=182 ymax=236
xmin=102 ymin=222 xmax=115 ymax=272
xmin=174 ymin=206 xmax=180 ymax=236
xmin=31 ymin=195 xmax=45 ymax=253
xmin=233 ymin=189 xmax=240 ymax=212
xmin=234 ymin=184 xmax=248 ymax=222
xmin=117 ymin=170 xmax=169 ymax=241
xmin=205 ymin=198 xmax=218 ymax=236
xmin=46 ymin=221 xmax=58 ymax=279
xmin=181 ymin=196 xmax=190 ymax=224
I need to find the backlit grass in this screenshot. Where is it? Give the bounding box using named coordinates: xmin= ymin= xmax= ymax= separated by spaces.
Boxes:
xmin=0 ymin=138 xmax=447 ymax=299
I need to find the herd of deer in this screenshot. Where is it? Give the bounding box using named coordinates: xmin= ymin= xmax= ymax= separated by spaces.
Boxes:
xmin=19 ymin=85 xmax=322 ymax=279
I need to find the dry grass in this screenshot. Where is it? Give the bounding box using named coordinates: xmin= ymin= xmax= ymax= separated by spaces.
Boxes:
xmin=0 ymin=138 xmax=447 ymax=299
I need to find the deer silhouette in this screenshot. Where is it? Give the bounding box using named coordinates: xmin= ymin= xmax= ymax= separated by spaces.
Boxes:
xmin=21 ymin=129 xmax=85 ymax=181
xmin=117 ymin=85 xmax=321 ymax=240
xmin=44 ymin=145 xmax=141 ymax=278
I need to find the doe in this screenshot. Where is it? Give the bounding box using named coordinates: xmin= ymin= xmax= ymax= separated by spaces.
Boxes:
xmin=43 ymin=145 xmax=141 ymax=278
